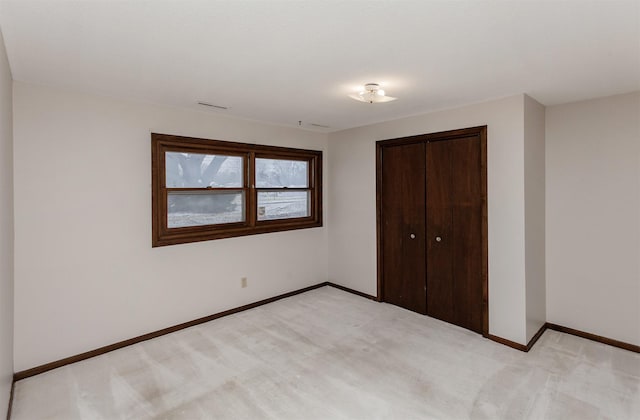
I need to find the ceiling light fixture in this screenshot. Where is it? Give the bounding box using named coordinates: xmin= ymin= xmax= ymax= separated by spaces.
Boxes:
xmin=349 ymin=83 xmax=397 ymax=104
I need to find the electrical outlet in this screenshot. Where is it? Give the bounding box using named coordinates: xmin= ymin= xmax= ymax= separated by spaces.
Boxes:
xmin=241 ymin=277 xmax=247 ymax=288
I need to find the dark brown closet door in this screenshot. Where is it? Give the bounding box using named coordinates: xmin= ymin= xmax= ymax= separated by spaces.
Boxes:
xmin=381 ymin=142 xmax=427 ymax=314
xmin=426 ymin=135 xmax=483 ymax=333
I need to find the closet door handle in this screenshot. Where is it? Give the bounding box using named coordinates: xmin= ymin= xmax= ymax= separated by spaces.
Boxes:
xmin=435 ymin=236 xmax=442 ymax=242
xmin=409 ymin=233 xmax=416 ymax=239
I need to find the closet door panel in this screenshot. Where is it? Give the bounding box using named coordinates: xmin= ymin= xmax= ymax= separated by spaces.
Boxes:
xmin=426 ymin=140 xmax=454 ymax=324
xmin=381 ymin=142 xmax=427 ymax=314
xmin=427 ymin=136 xmax=483 ymax=332
xmin=449 ymin=136 xmax=484 ymax=333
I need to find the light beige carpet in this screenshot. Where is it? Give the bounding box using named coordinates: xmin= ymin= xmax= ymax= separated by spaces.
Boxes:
xmin=11 ymin=286 xmax=640 ymax=419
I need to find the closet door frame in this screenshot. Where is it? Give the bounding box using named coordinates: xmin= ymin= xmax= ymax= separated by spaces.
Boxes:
xmin=376 ymin=125 xmax=488 ymax=336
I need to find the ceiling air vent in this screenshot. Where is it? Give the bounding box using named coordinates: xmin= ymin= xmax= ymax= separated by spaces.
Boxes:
xmin=197 ymin=101 xmax=228 ymax=110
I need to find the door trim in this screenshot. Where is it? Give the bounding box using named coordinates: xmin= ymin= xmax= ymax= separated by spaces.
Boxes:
xmin=376 ymin=126 xmax=488 ymax=336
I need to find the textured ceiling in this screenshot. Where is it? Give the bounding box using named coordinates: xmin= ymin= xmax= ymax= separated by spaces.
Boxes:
xmin=0 ymin=0 xmax=638 ymax=131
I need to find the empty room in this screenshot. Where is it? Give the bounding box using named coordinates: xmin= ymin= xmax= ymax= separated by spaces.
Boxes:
xmin=0 ymin=1 xmax=638 ymax=419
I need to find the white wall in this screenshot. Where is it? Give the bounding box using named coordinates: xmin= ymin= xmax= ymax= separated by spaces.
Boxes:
xmin=0 ymin=28 xmax=14 ymax=416
xmin=13 ymin=82 xmax=329 ymax=371
xmin=524 ymin=95 xmax=546 ymax=342
xmin=546 ymin=92 xmax=640 ymax=346
xmin=328 ymin=95 xmax=529 ymax=345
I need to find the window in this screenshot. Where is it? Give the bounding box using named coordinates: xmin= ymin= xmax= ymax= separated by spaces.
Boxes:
xmin=152 ymin=133 xmax=322 ymax=246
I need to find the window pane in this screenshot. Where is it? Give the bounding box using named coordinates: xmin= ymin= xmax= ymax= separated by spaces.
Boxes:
xmin=257 ymin=191 xmax=309 ymax=221
xmin=166 ymin=152 xmax=243 ymax=188
xmin=168 ymin=191 xmax=244 ymax=228
xmin=255 ymin=158 xmax=308 ymax=188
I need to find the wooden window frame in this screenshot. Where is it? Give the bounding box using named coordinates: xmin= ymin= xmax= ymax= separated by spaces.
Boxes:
xmin=152 ymin=133 xmax=322 ymax=247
